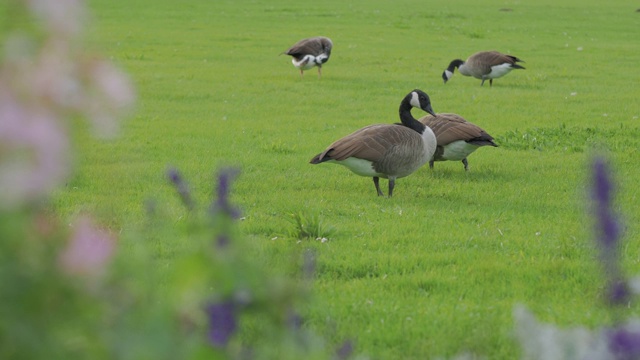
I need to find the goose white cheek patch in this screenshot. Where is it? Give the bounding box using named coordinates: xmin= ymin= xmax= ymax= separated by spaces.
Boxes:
xmin=409 ymin=92 xmax=420 ymax=108
xmin=444 ymin=70 xmax=453 ymax=80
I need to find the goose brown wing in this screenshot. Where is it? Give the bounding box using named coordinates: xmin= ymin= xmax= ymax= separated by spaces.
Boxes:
xmin=467 ymin=51 xmax=512 ymax=75
xmin=420 ymin=114 xmax=488 ymax=146
xmin=314 ymin=124 xmax=414 ymax=162
xmin=483 ymin=51 xmax=520 ymax=65
xmin=286 ymin=37 xmax=331 ymax=57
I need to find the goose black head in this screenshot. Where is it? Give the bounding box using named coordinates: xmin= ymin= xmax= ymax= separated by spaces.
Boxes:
xmin=409 ymin=89 xmax=436 ymax=117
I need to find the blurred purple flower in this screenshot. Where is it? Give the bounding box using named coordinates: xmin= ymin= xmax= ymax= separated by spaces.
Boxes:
xmin=286 ymin=308 xmax=303 ymax=330
xmin=166 ymin=167 xmax=195 ymax=210
xmin=210 ymin=167 xmax=241 ymax=219
xmin=216 ymin=234 xmax=230 ymax=248
xmin=59 ymin=216 xmax=116 ymax=278
xmin=592 ymin=158 xmax=621 ymax=249
xmin=608 ymin=279 xmax=631 ymax=306
xmin=608 ymin=327 xmax=640 ymax=360
xmin=335 ymin=339 xmax=354 ymax=360
xmin=205 ymin=300 xmax=237 ymax=348
xmin=591 ymin=157 xmax=629 ymax=306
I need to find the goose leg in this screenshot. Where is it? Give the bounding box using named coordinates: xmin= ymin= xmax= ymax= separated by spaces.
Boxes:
xmin=429 ymin=160 xmax=435 ymax=169
xmin=462 ymin=158 xmax=469 ymax=171
xmin=317 ymin=66 xmax=322 ymax=79
xmin=373 ymin=177 xmax=384 ymax=196
xmin=480 ymin=78 xmax=486 ymax=86
xmin=299 ymin=69 xmax=304 ymax=78
xmin=388 ymin=178 xmax=395 ymax=197
xmin=489 ymin=79 xmax=493 ymax=87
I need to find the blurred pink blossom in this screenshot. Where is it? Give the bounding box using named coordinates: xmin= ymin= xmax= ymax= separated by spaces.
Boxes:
xmin=26 ymin=0 xmax=86 ymax=37
xmin=82 ymin=59 xmax=136 ymax=137
xmin=0 ymin=85 xmax=69 ymax=208
xmin=0 ymin=0 xmax=135 ymax=208
xmin=59 ymin=216 xmax=116 ymax=278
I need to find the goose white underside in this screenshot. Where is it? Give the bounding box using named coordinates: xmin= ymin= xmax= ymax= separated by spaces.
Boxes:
xmin=292 ymin=55 xmax=318 ymax=70
xmin=486 ymin=63 xmax=514 ymax=79
xmin=327 ymin=158 xmax=389 ymax=179
xmin=441 ymin=141 xmax=480 ymax=161
xmin=292 ymin=53 xmax=328 ymax=70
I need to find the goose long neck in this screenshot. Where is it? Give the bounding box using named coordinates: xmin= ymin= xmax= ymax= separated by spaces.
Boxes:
xmin=399 ymin=101 xmax=426 ymax=134
xmin=447 ymin=59 xmax=464 ymax=72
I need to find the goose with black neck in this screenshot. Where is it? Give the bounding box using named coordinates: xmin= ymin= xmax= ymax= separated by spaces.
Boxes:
xmin=310 ymin=89 xmax=437 ymax=197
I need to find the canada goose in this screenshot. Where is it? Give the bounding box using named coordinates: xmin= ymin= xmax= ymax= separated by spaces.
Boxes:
xmin=442 ymin=51 xmax=525 ymax=86
xmin=310 ymin=90 xmax=437 ymax=197
xmin=419 ymin=113 xmax=498 ymax=171
xmin=283 ymin=36 xmax=333 ymax=78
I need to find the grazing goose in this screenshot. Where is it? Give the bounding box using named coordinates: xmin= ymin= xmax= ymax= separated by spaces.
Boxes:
xmin=310 ymin=90 xmax=437 ymax=197
xmin=419 ymin=113 xmax=498 ymax=171
xmin=442 ymin=51 xmax=525 ymax=86
xmin=283 ymin=36 xmax=333 ymax=78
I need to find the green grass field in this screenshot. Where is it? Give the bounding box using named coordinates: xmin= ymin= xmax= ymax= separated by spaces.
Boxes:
xmin=50 ymin=0 xmax=640 ymax=358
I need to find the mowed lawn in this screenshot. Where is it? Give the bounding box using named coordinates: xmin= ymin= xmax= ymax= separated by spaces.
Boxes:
xmin=52 ymin=0 xmax=640 ymax=358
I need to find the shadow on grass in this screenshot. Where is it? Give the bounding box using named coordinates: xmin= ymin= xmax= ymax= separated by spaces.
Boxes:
xmin=423 ymin=166 xmax=516 ymax=183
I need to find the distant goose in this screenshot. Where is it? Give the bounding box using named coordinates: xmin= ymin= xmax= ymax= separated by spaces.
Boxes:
xmin=442 ymin=51 xmax=525 ymax=86
xmin=419 ymin=113 xmax=498 ymax=171
xmin=283 ymin=36 xmax=333 ymax=78
xmin=310 ymin=90 xmax=437 ymax=197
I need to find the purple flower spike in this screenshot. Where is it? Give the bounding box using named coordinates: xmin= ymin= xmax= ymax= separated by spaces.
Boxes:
xmin=210 ymin=167 xmax=241 ymax=219
xmin=216 ymin=234 xmax=230 ymax=248
xmin=608 ymin=327 xmax=640 ymax=360
xmin=335 ymin=339 xmax=354 ymax=360
xmin=286 ymin=308 xmax=303 ymax=330
xmin=608 ymin=279 xmax=631 ymax=306
xmin=206 ymin=300 xmax=237 ymax=348
xmin=592 ymin=159 xmax=613 ymax=206
xmin=166 ymin=167 xmax=195 ymax=210
xmin=591 ymin=157 xmax=628 ymax=306
xmin=592 ymin=158 xmax=621 ymax=249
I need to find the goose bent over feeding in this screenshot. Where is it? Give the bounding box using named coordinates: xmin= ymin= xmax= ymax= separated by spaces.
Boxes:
xmin=442 ymin=51 xmax=525 ymax=86
xmin=419 ymin=113 xmax=498 ymax=171
xmin=310 ymin=90 xmax=437 ymax=197
xmin=283 ymin=36 xmax=333 ymax=78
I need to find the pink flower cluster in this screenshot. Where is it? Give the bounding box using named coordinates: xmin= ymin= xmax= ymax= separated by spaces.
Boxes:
xmin=58 ymin=216 xmax=116 ymax=278
xmin=0 ymin=0 xmax=135 ymax=209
